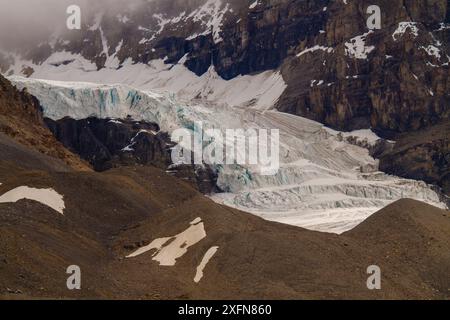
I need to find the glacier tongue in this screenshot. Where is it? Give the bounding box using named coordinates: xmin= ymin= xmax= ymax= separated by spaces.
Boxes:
xmin=9 ymin=76 xmax=447 ymax=234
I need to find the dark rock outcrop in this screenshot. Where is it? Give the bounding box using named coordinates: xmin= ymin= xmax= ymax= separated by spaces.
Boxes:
xmin=0 ymin=74 xmax=89 ymax=170
xmin=45 ymin=117 xmax=218 ymax=193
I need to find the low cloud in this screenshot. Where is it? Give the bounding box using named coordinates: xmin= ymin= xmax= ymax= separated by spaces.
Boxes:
xmin=0 ymin=0 xmax=148 ymax=50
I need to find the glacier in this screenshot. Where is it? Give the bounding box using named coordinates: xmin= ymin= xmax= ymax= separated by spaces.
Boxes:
xmin=9 ymin=76 xmax=447 ymax=234
xmin=3 ymin=52 xmax=286 ymax=111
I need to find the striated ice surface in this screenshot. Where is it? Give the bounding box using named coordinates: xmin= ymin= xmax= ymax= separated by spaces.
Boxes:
xmin=10 ymin=76 xmax=447 ymax=234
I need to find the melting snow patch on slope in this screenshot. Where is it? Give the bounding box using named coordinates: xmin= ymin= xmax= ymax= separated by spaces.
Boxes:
xmin=194 ymin=246 xmax=219 ymax=283
xmin=0 ymin=186 xmax=65 ymax=214
xmin=126 ymin=218 xmax=206 ymax=266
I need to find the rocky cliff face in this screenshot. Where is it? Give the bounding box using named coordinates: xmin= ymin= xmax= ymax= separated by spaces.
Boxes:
xmin=0 ymin=75 xmax=89 ymax=170
xmin=1 ymin=0 xmax=448 ymax=191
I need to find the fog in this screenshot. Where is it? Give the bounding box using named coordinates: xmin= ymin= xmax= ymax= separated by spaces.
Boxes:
xmin=0 ymin=0 xmax=147 ymax=49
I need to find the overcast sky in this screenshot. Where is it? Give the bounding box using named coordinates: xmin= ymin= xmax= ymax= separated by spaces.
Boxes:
xmin=0 ymin=0 xmax=146 ymax=49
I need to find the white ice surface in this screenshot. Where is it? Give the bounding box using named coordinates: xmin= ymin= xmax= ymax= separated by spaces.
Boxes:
xmin=8 ymin=73 xmax=447 ymax=234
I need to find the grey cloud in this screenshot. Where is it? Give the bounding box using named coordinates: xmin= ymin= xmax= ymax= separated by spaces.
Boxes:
xmin=0 ymin=0 xmax=148 ymax=50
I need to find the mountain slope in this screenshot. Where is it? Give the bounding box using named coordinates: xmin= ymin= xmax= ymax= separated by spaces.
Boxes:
xmin=1 ymin=150 xmax=449 ymax=299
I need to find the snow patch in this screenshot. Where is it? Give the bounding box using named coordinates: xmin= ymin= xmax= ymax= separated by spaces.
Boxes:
xmin=0 ymin=186 xmax=65 ymax=214
xmin=325 ymin=128 xmax=383 ymax=147
xmin=186 ymin=0 xmax=230 ymax=43
xmin=420 ymin=45 xmax=442 ymax=59
xmin=249 ymin=1 xmax=259 ymax=9
xmin=122 ymin=130 xmax=150 ymax=152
